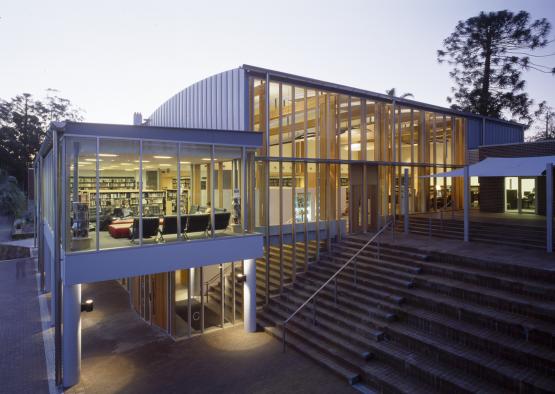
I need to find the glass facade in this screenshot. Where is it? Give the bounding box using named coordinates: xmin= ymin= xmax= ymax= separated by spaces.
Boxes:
xmin=63 ymin=136 xmax=254 ymax=254
xmin=249 ymin=75 xmax=466 ymax=299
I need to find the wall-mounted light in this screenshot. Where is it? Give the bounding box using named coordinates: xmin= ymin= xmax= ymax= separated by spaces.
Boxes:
xmin=236 ymin=273 xmax=247 ymax=284
xmin=81 ymin=299 xmax=94 ymax=313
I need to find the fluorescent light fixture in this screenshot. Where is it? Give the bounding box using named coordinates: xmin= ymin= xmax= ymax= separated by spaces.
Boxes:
xmin=120 ymin=163 xmax=132 ymax=166
xmin=98 ymin=153 xmax=118 ymax=157
xmin=202 ymin=158 xmax=211 ymax=161
xmin=153 ymin=155 xmax=172 ymax=159
xmin=159 ymin=164 xmax=171 ymax=167
xmin=180 ymin=161 xmax=191 ymax=164
xmin=134 ymin=160 xmax=150 ymax=163
xmin=124 ymin=168 xmax=135 ymax=172
xmin=351 ymin=143 xmax=361 ymax=152
xmin=84 ymin=158 xmax=98 ymax=162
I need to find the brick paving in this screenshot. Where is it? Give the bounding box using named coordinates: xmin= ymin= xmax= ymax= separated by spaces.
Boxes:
xmin=67 ymin=280 xmax=355 ymax=394
xmin=0 ymin=257 xmax=49 ymax=394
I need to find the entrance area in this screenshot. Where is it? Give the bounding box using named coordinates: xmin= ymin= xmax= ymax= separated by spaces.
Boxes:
xmin=505 ymin=177 xmax=537 ymax=214
xmin=349 ymin=164 xmax=378 ymax=233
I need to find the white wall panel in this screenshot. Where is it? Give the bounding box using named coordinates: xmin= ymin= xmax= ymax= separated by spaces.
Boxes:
xmin=149 ymin=68 xmax=248 ymax=131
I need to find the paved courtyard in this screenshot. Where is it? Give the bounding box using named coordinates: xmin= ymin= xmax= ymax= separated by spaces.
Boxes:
xmin=0 ymin=257 xmax=49 ymax=394
xmin=68 ymin=280 xmax=354 ymax=394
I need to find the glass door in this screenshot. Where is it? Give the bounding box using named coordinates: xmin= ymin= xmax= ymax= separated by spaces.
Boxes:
xmin=520 ymin=178 xmax=536 ymax=213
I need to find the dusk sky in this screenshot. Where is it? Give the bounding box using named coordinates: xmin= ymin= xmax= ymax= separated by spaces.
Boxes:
xmin=1 ymin=0 xmax=554 ymax=137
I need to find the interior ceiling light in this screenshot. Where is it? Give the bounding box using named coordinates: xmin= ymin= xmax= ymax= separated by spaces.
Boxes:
xmin=153 ymin=155 xmax=172 ymax=159
xmin=159 ymin=164 xmax=171 ymax=167
xmin=134 ymin=160 xmax=150 ymax=163
xmin=98 ymin=153 xmax=118 ymax=157
xmin=84 ymin=158 xmax=98 ymax=162
xmin=180 ymin=161 xmax=191 ymax=164
xmin=202 ymin=158 xmax=211 ymax=161
xmin=351 ymin=143 xmax=361 ymax=152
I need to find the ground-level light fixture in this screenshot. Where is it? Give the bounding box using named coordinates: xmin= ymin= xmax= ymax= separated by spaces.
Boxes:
xmin=236 ymin=273 xmax=247 ymax=283
xmin=81 ymin=299 xmax=94 ymax=313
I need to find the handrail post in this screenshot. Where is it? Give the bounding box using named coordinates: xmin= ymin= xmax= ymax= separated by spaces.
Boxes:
xmin=334 ymin=277 xmax=337 ymax=306
xmin=312 ymin=298 xmax=316 ymax=325
xmin=283 ymin=323 xmax=287 ymax=353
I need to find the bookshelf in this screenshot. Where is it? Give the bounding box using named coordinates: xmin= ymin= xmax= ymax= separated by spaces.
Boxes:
xmin=70 ymin=176 xmax=136 ymax=190
xmin=88 ymin=190 xmax=166 ymax=217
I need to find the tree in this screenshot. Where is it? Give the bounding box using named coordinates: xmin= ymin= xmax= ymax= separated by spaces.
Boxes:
xmin=0 ymin=169 xmax=26 ymax=218
xmin=529 ymin=101 xmax=555 ymax=140
xmin=386 ymin=88 xmax=414 ymax=99
xmin=437 ymin=10 xmax=554 ymax=123
xmin=0 ymin=90 xmax=83 ymax=188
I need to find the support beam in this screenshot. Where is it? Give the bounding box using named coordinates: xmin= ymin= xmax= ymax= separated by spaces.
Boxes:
xmin=463 ymin=165 xmax=470 ymax=242
xmin=62 ymin=283 xmax=81 ymax=388
xmin=243 ymin=258 xmax=257 ymax=332
xmin=547 ymin=163 xmax=553 ymax=253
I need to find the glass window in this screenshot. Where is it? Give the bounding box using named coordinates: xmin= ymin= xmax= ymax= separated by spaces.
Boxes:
xmin=142 ymin=141 xmax=178 ymax=242
xmin=294 ymin=87 xmax=306 ymax=158
xmin=213 ymin=146 xmax=243 ymax=237
xmin=351 ymin=98 xmax=362 ymax=160
xmin=180 ymin=144 xmax=212 ymax=240
xmin=365 ymin=100 xmax=376 ymax=161
xmin=268 ymin=82 xmax=280 ymax=156
xmin=281 ymin=84 xmax=293 ymax=158
xmin=338 ymin=95 xmax=349 ymax=160
xmin=306 ymin=89 xmax=317 ymax=159
xmin=97 ymin=138 xmax=140 ymax=250
xmin=65 ymin=137 xmax=97 ymax=252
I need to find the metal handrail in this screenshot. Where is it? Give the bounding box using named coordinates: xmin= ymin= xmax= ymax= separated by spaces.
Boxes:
xmin=282 ymin=218 xmax=392 ymax=352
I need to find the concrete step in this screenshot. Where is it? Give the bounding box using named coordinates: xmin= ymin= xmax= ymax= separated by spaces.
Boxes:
xmin=257 ymin=313 xmax=362 ymax=386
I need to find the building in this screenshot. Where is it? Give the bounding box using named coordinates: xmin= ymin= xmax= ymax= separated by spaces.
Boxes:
xmin=34 ymin=65 xmax=525 ymax=388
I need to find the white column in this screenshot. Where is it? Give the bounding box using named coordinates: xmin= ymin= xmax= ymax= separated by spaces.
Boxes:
xmin=62 ymin=283 xmax=81 ymax=388
xmin=243 ymin=258 xmax=257 ymax=332
xmin=547 ymin=163 xmax=553 ymax=253
xmin=463 ymin=165 xmax=469 ymax=242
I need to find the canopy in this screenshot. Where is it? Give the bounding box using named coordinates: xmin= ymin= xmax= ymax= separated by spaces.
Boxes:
xmin=429 ymin=155 xmax=555 ymax=178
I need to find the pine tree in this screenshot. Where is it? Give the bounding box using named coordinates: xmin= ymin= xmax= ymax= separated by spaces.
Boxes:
xmin=438 ymin=10 xmax=554 ymax=122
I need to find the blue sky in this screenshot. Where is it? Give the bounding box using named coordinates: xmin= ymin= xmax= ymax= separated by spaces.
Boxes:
xmin=1 ymin=0 xmax=554 ymax=137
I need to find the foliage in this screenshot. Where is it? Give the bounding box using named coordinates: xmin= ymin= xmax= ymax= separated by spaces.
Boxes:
xmin=0 ymin=89 xmax=83 ymax=188
xmin=529 ymin=101 xmax=555 ymax=140
xmin=437 ymin=10 xmax=554 ymax=123
xmin=0 ymin=169 xmax=26 ymax=218
xmin=385 ymin=88 xmax=413 ymax=99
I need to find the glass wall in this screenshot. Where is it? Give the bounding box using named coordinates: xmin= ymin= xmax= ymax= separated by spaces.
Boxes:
xmin=64 ymin=137 xmax=97 ymax=252
xmin=63 ymin=136 xmax=252 ymax=254
xmin=248 ymin=74 xmax=467 ymax=297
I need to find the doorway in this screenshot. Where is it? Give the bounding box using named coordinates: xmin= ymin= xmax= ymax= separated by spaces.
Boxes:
xmin=505 ymin=176 xmax=537 ymax=214
xmin=349 ymin=164 xmax=378 ymax=233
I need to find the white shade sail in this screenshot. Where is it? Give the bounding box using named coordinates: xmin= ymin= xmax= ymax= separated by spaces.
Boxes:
xmin=428 ymin=155 xmax=555 ymax=178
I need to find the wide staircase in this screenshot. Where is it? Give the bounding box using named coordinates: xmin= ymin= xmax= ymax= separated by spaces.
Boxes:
xmin=256 ymin=234 xmax=555 ymax=393
xmin=206 ymin=241 xmax=324 ymax=317
xmin=396 ymin=215 xmax=553 ymax=250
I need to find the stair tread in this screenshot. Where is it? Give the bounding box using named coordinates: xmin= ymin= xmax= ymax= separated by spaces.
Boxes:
xmin=257 ymin=314 xmax=361 ymax=385
xmin=385 ymin=321 xmax=555 ymax=390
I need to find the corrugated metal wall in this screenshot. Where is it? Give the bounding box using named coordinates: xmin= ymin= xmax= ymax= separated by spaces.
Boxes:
xmin=148 ymin=68 xmax=248 ymax=131
xmin=467 ymin=117 xmax=523 ymax=149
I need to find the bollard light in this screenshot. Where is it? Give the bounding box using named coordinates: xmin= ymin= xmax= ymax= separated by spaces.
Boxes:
xmin=80 ymin=299 xmax=94 ymax=313
xmin=236 ymin=273 xmax=247 ymax=283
